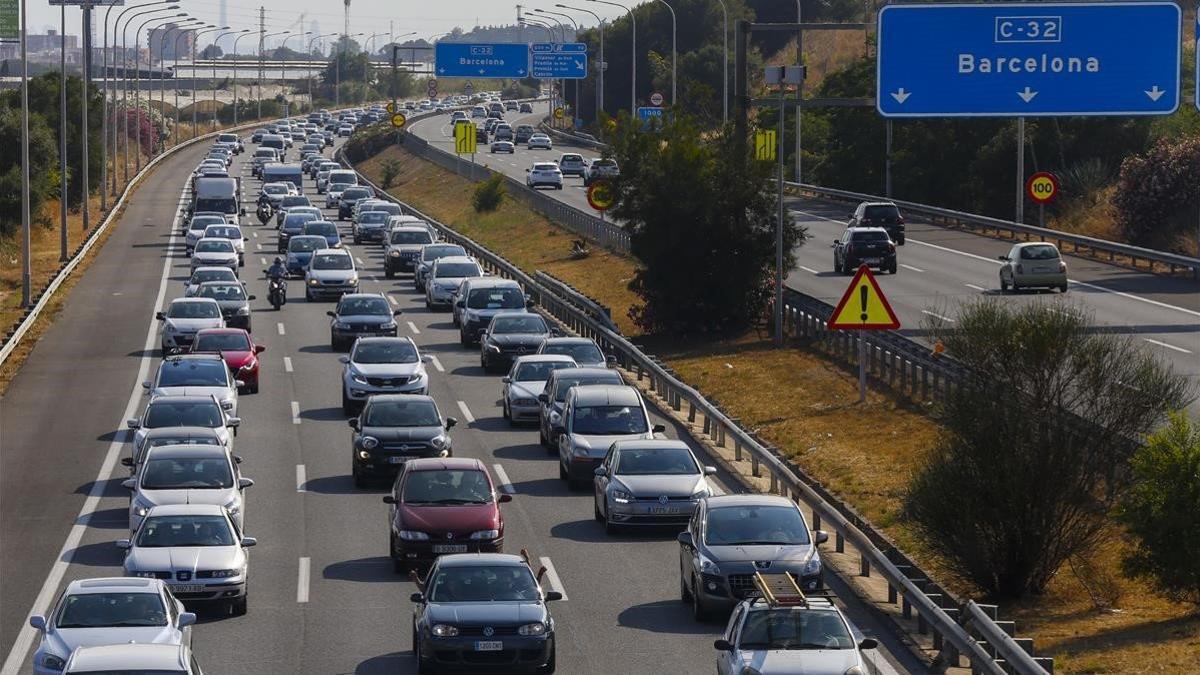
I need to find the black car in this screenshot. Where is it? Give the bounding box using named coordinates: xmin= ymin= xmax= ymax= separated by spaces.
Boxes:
xmin=348 ymin=395 xmax=455 ymax=485
xmin=519 ymin=103 xmax=534 ymax=113
xmin=848 ymin=201 xmax=906 ymax=245
xmin=328 ymin=293 xmax=401 ymax=351
xmin=480 ymin=313 xmax=556 ymax=373
xmin=194 ymin=281 xmax=255 ymax=331
xmin=832 ymin=227 xmax=897 ymax=275
xmin=410 ymin=553 xmax=559 ymax=674
xmin=338 ymin=186 xmax=374 ymax=221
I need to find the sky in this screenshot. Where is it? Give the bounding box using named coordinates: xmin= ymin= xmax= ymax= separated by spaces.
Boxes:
xmin=28 ymin=0 xmax=618 ymax=51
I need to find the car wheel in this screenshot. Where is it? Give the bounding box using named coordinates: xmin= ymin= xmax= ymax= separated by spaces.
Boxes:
xmin=691 ymin=577 xmax=709 ymax=621
xmin=385 ymin=267 xmax=395 ymax=279
xmin=897 ymin=234 xmax=905 ymax=246
xmin=604 ymin=514 xmax=618 ymax=535
xmin=888 ymin=261 xmax=897 ymax=274
xmin=247 ymin=381 xmax=259 ymax=394
xmin=1059 ymin=283 xmax=1068 ymax=293
xmin=503 ymin=401 xmax=511 ymax=422
xmin=459 ymin=330 xmax=471 ymax=347
xmin=680 ymin=564 xmax=693 ymax=602
xmin=306 ymin=289 xmax=314 ymax=302
xmin=390 ymin=532 xmax=406 ymax=573
xmin=593 ymin=496 xmax=603 ymax=521
xmin=425 ymin=297 xmax=432 ymax=310
xmin=354 ymin=235 xmax=361 ymax=245
xmin=537 ymin=640 xmax=556 ymax=674
xmin=1000 ymin=277 xmax=1010 ymax=293
xmin=415 ymin=625 xmax=433 ymax=675
xmin=568 ymin=475 xmax=586 ymax=492
xmin=539 ymin=425 xmax=550 ymax=449
xmin=230 ymin=591 xmax=248 ymax=616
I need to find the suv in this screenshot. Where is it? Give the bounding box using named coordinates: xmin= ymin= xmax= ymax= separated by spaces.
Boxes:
xmin=832 ymin=227 xmax=897 ymax=275
xmin=555 ymin=384 xmax=663 ymax=489
xmin=583 ymin=158 xmax=619 ymax=186
xmin=337 ymin=186 xmax=374 ymax=220
xmin=384 ymin=226 xmax=436 ymax=278
xmin=557 ymin=153 xmax=588 ymax=178
xmin=414 ymin=243 xmax=468 ymax=291
xmin=848 ymin=201 xmax=905 ymax=245
xmin=349 ymin=395 xmax=455 ymax=486
xmin=678 ymin=494 xmax=828 ymax=619
xmin=514 ymin=124 xmax=536 ymax=143
xmin=454 ymin=278 xmax=529 ymax=345
xmin=480 ymin=312 xmax=556 ymax=373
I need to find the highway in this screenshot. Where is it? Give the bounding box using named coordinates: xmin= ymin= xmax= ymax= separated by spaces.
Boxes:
xmin=407 ymin=101 xmax=1200 ymax=405
xmin=0 ymin=122 xmax=924 ymax=674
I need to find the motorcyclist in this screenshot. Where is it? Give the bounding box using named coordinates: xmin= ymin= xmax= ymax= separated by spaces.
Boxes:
xmin=256 ymin=201 xmax=273 ymax=226
xmin=266 ymin=257 xmax=288 ymax=306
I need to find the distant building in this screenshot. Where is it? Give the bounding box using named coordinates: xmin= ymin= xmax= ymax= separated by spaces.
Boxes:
xmin=0 ymin=30 xmax=81 ymax=63
xmin=148 ymin=23 xmax=195 ymax=63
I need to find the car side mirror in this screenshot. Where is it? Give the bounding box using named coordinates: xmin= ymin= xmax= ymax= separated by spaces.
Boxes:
xmin=814 ymin=530 xmax=829 ymax=545
xmin=241 ymin=537 xmax=257 ymax=547
xmin=327 ymin=310 xmax=336 ymax=317
xmin=445 ymin=418 xmax=458 ymax=430
xmin=155 ymin=312 xmax=165 ymax=321
xmin=178 ymin=612 xmax=197 ymax=628
xmin=116 ymin=539 xmax=132 ymax=549
xmin=704 ymin=466 xmax=717 ymax=476
xmin=233 ymin=455 xmax=243 ymax=464
xmin=593 ymin=466 xmax=607 ymax=477
xmin=239 ymin=478 xmax=255 ymax=489
xmin=714 ymin=639 xmax=734 ymax=652
xmin=121 ymin=478 xmax=136 ymax=490
xmin=538 ymin=393 xmax=549 ymax=404
xmin=382 ymin=494 xmax=396 ymax=504
xmin=544 ymin=591 xmax=563 ymax=602
xmin=997 ymin=255 xmax=1008 ymax=261
xmin=652 ymin=424 xmax=666 ymax=434
xmin=858 ymin=638 xmax=878 ymax=650
xmin=501 ymin=376 xmax=511 ymax=384
xmin=605 ymin=354 xmax=617 ymax=366
xmin=142 ymin=381 xmax=151 ymax=390
xmin=227 ymin=417 xmax=241 ymax=428
xmin=234 ymin=379 xmax=246 ymax=388
xmin=421 ymin=355 xmax=432 ymax=364
xmin=255 ymin=345 xmax=266 ymax=354
xmin=525 ymin=168 xmax=530 ymax=173
xmin=676 ymin=531 xmax=693 ymax=547
xmin=28 ymin=615 xmax=46 ymax=631
xmin=247 ymin=295 xmax=256 ymax=301
xmin=409 ymin=592 xmax=424 ymax=603
xmin=121 ymin=457 xmax=134 ymax=467
xmin=240 ymin=207 xmax=247 ymax=216
xmin=348 ymin=418 xmax=360 ymax=430
xmin=338 ymin=356 xmax=350 ymax=364
xmin=127 ymin=419 xmax=140 ymax=429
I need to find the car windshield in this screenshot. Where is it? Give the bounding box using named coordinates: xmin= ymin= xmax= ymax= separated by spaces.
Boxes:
xmin=141 ymin=457 xmax=233 ymax=489
xmin=402 ymin=469 xmax=492 ymax=505
xmin=491 ymin=315 xmax=547 ymax=334
xmin=343 ymin=188 xmax=371 ymax=200
xmin=263 ymin=185 xmax=287 ymax=195
xmin=515 ymin=361 xmax=573 ymax=382
xmin=863 ymin=205 xmax=900 ymax=220
xmin=55 ymin=593 xmax=168 ymax=629
xmin=280 ymin=196 xmax=310 ymax=208
xmin=304 ymin=222 xmax=337 ymax=237
xmin=427 ymin=565 xmax=540 ymax=603
xmin=423 ymin=245 xmax=465 ymax=261
xmin=572 ymin=405 xmax=648 ymax=435
xmin=338 ymin=297 xmax=389 ymax=315
xmin=705 ymin=505 xmax=811 ymax=546
xmin=390 ymin=231 xmax=433 ymax=245
xmin=283 ymin=213 xmax=318 ymax=229
xmin=135 ymin=515 xmax=235 ymax=547
xmin=197 ymin=284 xmax=247 ymax=301
xmin=562 ymin=155 xmax=582 ymax=162
xmin=594 ymin=159 xmax=616 ymax=168
xmin=289 ymin=237 xmax=325 ymax=253
xmin=195 ymin=240 xmax=234 ymax=253
xmin=157 ymin=360 xmax=228 ymax=388
xmin=312 ymin=254 xmax=352 ymax=270
xmin=467 ymin=287 xmax=524 ymax=310
xmin=737 ymin=609 xmax=854 ymax=650
xmin=255 ymin=150 xmax=275 ymax=158
xmin=194 ymin=333 xmax=251 ymax=352
xmin=543 ymin=342 xmax=603 ymax=364
xmin=359 ymin=212 xmax=389 ymax=224
xmin=434 ymin=263 xmax=479 ymax=278
xmin=850 ymin=231 xmax=889 ymax=242
xmin=189 ymin=217 xmax=223 ymax=231
xmin=328 ymin=183 xmax=352 ymax=193
xmin=1020 ymin=245 xmax=1060 ymax=260
xmin=166 ymin=302 xmax=219 ymax=319
xmin=363 ymin=399 xmax=440 ymax=427
xmin=553 ymin=374 xmax=621 ymax=402
xmin=189 ymin=269 xmax=235 ymax=285
xmin=353 ymin=341 xmax=417 ymax=364
xmin=614 ymin=447 xmax=698 ymax=475
xmin=144 ymin=402 xmax=223 ymax=429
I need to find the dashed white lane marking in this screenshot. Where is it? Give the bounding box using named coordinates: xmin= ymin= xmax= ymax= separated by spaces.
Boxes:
xmin=407 ymin=321 xmax=421 ymax=335
xmin=260 ymin=257 xmax=267 ymax=265
xmin=296 ymin=464 xmax=307 ymax=491
xmin=900 ymin=264 xmax=924 ymax=273
xmin=277 ymin=322 xmax=286 ymax=335
xmin=428 ymin=355 xmax=445 ymax=373
xmin=256 ymin=242 xmax=263 ymax=250
xmin=798 ymin=265 xmax=819 ymax=275
xmin=355 ymin=257 xmax=365 ymax=265
xmin=538 ymin=557 xmax=567 ymax=600
xmin=283 ymin=356 xmax=294 ymax=372
xmin=456 ymin=400 xmax=475 ymax=424
xmin=252 ymin=231 xmax=258 ymax=238
xmin=291 ymin=401 xmax=301 ymax=424
xmin=297 ymin=557 xmax=311 ymax=603
xmin=492 ymin=464 xmax=515 ymax=494
xmin=1144 ymin=338 xmax=1192 ymax=354
xmin=964 ymin=283 xmax=986 ymax=292
xmin=386 ymin=294 xmax=398 ymax=306
xmin=921 ymin=310 xmax=955 ymax=323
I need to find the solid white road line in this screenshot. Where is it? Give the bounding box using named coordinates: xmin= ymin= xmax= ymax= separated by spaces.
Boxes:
xmin=920 ymin=310 xmax=955 ymax=323
xmin=291 ymin=401 xmax=302 ymax=424
xmin=964 ymin=283 xmax=986 ymax=292
xmin=492 ymin=464 xmax=515 ymax=494
xmin=538 ymin=557 xmax=568 ymax=601
xmin=297 ymin=557 xmax=311 ymax=603
xmin=283 ymin=356 xmax=294 ymax=372
xmin=900 ymin=264 xmax=925 ymax=273
xmin=428 ymin=355 xmax=445 ymax=373
xmin=406 ymin=321 xmax=421 ymax=334
xmin=277 ymin=322 xmax=286 ymax=335
xmin=0 ymin=181 xmax=188 ymax=675
xmin=296 ymin=464 xmax=307 ymax=492
xmin=798 ymin=265 xmax=819 ymax=275
xmin=456 ymin=400 xmax=475 ymax=424
xmin=1144 ymin=338 xmax=1192 ymax=354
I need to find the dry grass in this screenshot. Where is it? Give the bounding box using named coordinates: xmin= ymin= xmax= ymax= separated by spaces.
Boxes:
xmin=769 ymin=30 xmax=870 ymax=92
xmin=356 ymin=141 xmax=1200 ymax=673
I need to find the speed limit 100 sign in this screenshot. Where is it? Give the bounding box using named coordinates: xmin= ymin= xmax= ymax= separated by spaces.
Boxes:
xmin=1026 ymin=172 xmax=1059 ymax=204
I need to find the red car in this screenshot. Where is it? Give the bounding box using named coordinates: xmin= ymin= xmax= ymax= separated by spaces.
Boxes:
xmin=190 ymin=328 xmax=265 ymax=394
xmin=382 ymin=457 xmax=511 ymax=573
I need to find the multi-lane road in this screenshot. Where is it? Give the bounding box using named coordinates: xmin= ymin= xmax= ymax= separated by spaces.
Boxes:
xmin=0 ymin=120 xmax=925 ymax=674
xmin=408 ymin=101 xmax=1200 ymax=406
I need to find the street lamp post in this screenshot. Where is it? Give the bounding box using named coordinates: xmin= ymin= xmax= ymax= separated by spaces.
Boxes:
xmin=556 ymin=4 xmax=605 ymax=118
xmin=103 ymin=0 xmax=169 ymax=201
xmin=363 ymin=32 xmax=386 ymax=106
xmin=136 ymin=13 xmax=186 ymax=169
xmin=280 ymin=30 xmax=312 ymax=113
xmin=58 ymin=3 xmax=67 ymax=261
xmin=335 ymin=32 xmax=365 ymax=107
xmin=212 ymin=29 xmax=248 ymax=127
xmin=259 ymin=30 xmax=290 ymax=120
xmin=192 ymin=26 xmax=229 ymax=139
xmin=536 ymin=10 xmax=580 ymax=124
xmin=231 ymin=29 xmax=258 ymax=125
xmin=587 ymin=0 xmax=634 ymax=113
xmin=653 ymin=0 xmax=676 ymax=106
xmin=174 ymin=26 xmax=210 ymax=144
xmin=159 ymin=19 xmax=201 ymax=152
xmin=713 ymin=0 xmax=727 ymax=122
xmin=306 ymin=33 xmax=337 ymax=110
xmin=120 ymin=4 xmax=179 ymax=183
xmin=522 ymin=18 xmax=557 ymax=123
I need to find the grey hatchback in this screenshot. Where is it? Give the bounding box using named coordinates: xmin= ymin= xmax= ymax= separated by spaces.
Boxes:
xmin=348 ymin=395 xmax=456 ymax=486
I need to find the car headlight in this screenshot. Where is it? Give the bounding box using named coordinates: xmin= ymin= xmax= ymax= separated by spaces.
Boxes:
xmin=571 ymin=443 xmax=589 ymax=458
xmin=388 ymin=250 xmax=400 ymax=257
xmin=239 ymin=358 xmax=257 ymax=371
xmin=357 ymin=449 xmax=371 ymax=460
xmin=803 ymin=555 xmax=822 ymax=577
xmin=220 ymin=399 xmax=235 ymax=411
xmin=518 ymin=622 xmax=547 ymax=636
xmin=132 ymin=503 xmax=150 ymax=518
xmin=843 ymin=667 xmax=867 ymax=675
xmin=431 ymin=624 xmax=458 ymax=637
xmin=360 ymin=436 xmax=379 ymax=450
xmin=690 ymin=487 xmax=709 ymax=501
xmin=698 ymin=554 xmax=721 ymax=575
xmin=207 ymin=568 xmax=241 ymax=578
xmin=236 ymin=306 xmax=251 ymax=316
xmin=399 ymin=530 xmax=430 ymax=541
xmin=308 ymin=278 xmax=320 ymax=286
xmin=351 ymin=371 xmax=369 ymax=385
xmin=485 ymin=342 xmax=501 ymax=353
xmin=549 ymin=410 xmax=561 ymax=424
xmin=611 ymin=489 xmax=632 ymax=504
xmin=162 ymin=322 xmax=177 ymax=334
xmin=39 ymin=653 xmax=67 ymax=671
xmin=469 ymin=529 xmax=499 ymax=540
xmin=335 ymin=321 xmax=351 ymax=330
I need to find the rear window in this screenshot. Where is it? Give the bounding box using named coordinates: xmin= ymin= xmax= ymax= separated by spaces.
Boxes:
xmin=391 ymin=231 xmax=433 ymax=245
xmin=850 ymin=231 xmax=890 ymax=242
xmin=1020 ymin=245 xmax=1060 ymax=260
xmin=433 ymin=262 xmax=480 ymax=278
xmin=863 ymin=205 xmax=900 ymax=220
xmin=467 ymin=286 xmax=524 ymax=310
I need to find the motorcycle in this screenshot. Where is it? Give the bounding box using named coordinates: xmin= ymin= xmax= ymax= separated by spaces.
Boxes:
xmin=265 ymin=273 xmax=287 ymax=310
xmin=256 ymin=202 xmax=274 ymax=226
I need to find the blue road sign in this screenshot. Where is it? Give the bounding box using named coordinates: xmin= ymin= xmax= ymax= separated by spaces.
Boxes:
xmin=877 ymin=3 xmax=1181 ymax=118
xmin=532 ymin=42 xmax=587 ymax=54
xmin=532 ymin=48 xmax=588 ymax=79
xmin=435 ymin=42 xmax=529 ymax=79
xmin=637 ymin=107 xmax=664 ymax=125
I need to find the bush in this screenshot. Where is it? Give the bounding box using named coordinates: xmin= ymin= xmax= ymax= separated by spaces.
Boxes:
xmin=904 ymin=300 xmax=1192 ymax=598
xmin=1118 ymin=413 xmax=1200 ymax=605
xmin=1112 ymin=136 xmax=1200 ymax=251
xmin=471 ymin=172 xmax=506 ymax=213
xmin=380 ymin=159 xmax=401 ymax=189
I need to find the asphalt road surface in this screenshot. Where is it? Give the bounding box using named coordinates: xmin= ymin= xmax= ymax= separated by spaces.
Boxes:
xmin=0 ymin=124 xmax=925 ymax=674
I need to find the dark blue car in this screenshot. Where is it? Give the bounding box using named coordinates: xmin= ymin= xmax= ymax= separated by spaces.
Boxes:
xmin=302 ymin=220 xmax=342 ymax=249
xmin=285 ymin=235 xmax=327 ymax=277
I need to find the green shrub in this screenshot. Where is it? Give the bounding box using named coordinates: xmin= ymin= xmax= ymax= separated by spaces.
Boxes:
xmin=380 ymin=159 xmax=401 ymax=189
xmin=471 ymin=172 xmax=506 ymax=213
xmin=1112 ymin=136 xmax=1200 ymax=251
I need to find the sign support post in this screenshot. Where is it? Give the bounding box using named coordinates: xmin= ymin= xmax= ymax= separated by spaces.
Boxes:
xmin=858 ymin=335 xmax=867 ymax=403
xmin=826 ymin=264 xmax=902 ymax=405
xmin=1016 ymin=117 xmax=1025 ymax=225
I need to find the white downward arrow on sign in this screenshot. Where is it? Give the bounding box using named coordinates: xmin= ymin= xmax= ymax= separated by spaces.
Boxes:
xmin=574 ymin=60 xmax=583 ymax=69
xmin=890 ymin=88 xmax=911 ymax=104
xmin=1017 ymin=87 xmax=1038 ymax=103
xmin=1145 ymin=86 xmax=1165 ymax=101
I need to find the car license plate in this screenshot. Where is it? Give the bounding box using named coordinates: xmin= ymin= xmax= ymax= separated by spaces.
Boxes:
xmin=649 ymin=507 xmax=678 ymax=514
xmin=388 ymin=456 xmax=407 ymax=464
xmin=474 ymin=641 xmax=503 ymax=652
xmin=168 ymin=584 xmax=204 ymax=593
xmin=433 ymin=544 xmax=468 ymax=553
xmin=863 ymin=257 xmax=881 ymax=264
xmin=1034 ymin=267 xmax=1051 ymax=273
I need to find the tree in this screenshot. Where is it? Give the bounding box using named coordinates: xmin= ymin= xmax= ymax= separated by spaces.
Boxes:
xmin=1118 ymin=413 xmax=1200 ymax=605
xmin=904 ymin=300 xmax=1192 ymax=598
xmin=608 ymin=112 xmax=804 ymax=333
xmin=199 ymin=44 xmax=223 ymax=59
xmin=0 ymin=106 xmax=58 ymax=235
xmin=1111 ymin=136 xmax=1200 ymax=253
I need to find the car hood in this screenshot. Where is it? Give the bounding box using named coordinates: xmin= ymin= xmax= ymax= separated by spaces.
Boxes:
xmin=425 ymin=602 xmax=545 ymax=625
xmin=214 ymin=350 xmax=254 ymax=368
xmin=138 ymin=487 xmax=237 ymax=508
xmin=42 ymin=625 xmax=181 ymax=657
xmin=738 ymin=648 xmax=861 ymax=675
xmin=335 ymin=314 xmax=392 ymax=326
xmin=164 ymin=318 xmax=223 ymax=333
xmin=398 ymin=503 xmax=499 ymax=535
xmin=308 ymin=268 xmax=356 ymax=282
xmin=349 ymin=362 xmax=423 ymax=378
xmin=611 ymin=474 xmax=703 ymax=497
xmin=568 ymin=432 xmax=654 ymax=456
xmin=705 ymin=543 xmax=815 ymax=565
xmin=209 ymin=299 xmax=249 ymax=312
xmin=151 ymin=386 xmax=231 ymax=400
xmin=360 ymin=425 xmax=442 ymax=441
xmin=508 ymin=381 xmax=546 ymax=400
xmin=126 ymin=545 xmax=243 ymax=572
xmin=192 ymin=252 xmax=236 ymax=263
xmin=487 ymin=334 xmax=549 ymax=348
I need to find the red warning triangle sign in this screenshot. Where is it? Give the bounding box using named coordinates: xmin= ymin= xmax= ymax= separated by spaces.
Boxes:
xmin=827 ymin=264 xmax=901 ymax=330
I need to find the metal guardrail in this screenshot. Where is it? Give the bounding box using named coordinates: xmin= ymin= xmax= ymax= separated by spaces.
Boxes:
xmin=341 ymin=148 xmax=1051 ymax=675
xmin=533 ymin=271 xmax=617 ymax=332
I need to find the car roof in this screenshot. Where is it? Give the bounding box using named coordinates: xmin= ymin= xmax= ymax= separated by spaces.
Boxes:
xmin=314 ymin=248 xmax=350 ymax=256
xmin=390 ymin=226 xmax=430 ymax=233
xmin=169 ymin=297 xmax=220 ymax=306
xmin=141 ymin=425 xmax=222 ymax=437
xmin=143 ymin=443 xmax=229 ymax=460
xmin=146 ymin=394 xmax=221 ymax=405
xmin=1014 ymin=241 xmax=1058 ymax=249
xmin=145 ymin=503 xmax=225 ymax=517
xmin=568 ymin=384 xmax=641 ymax=407
xmin=339 ymin=292 xmax=387 ymax=302
xmin=366 ymin=393 xmax=436 ymax=405
xmin=65 ymin=577 xmax=161 ymax=595
xmin=463 ymin=277 xmax=520 ymax=289
xmin=433 ymin=255 xmax=475 ymax=265
xmin=190 ymin=266 xmax=236 ymax=275
xmin=403 ymin=457 xmax=486 ymax=472
xmin=551 ymin=367 xmax=620 ymax=379
xmin=65 ymin=644 xmax=187 ymax=671
xmin=435 ymin=553 xmax=528 ymax=568
xmin=195 ymin=327 xmax=249 ymax=336
xmin=354 ymin=336 xmax=415 ymax=347
xmin=194 ymin=237 xmax=234 ymax=246
xmin=161 ymin=353 xmax=225 ymax=364
xmin=705 ymin=493 xmax=797 ymax=509
xmin=848 ymin=227 xmax=890 ymax=236
xmin=860 ymin=201 xmax=897 ymax=207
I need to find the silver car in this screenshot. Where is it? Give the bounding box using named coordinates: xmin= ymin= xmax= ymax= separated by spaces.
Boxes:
xmin=339 ymin=336 xmax=432 ymax=413
xmin=190 ymin=238 xmax=239 ymax=274
xmin=413 ymin=243 xmax=468 ymax=291
xmin=122 ymin=427 xmax=226 ymax=476
xmin=502 ymin=354 xmax=577 ymax=424
xmin=127 ymin=395 xmax=240 ymax=456
xmin=201 ymin=224 xmax=247 ymax=266
xmin=184 ymin=214 xmax=225 ymax=254
xmin=118 ymin=504 xmax=256 ymax=615
xmin=325 ymin=182 xmax=352 ymax=209
xmin=124 ymin=444 xmax=252 ymax=533
xmin=157 ymin=298 xmax=224 ymax=352
xmin=556 ymin=385 xmax=664 ymax=489
xmin=29 ymin=578 xmax=195 ymax=675
xmin=183 ymin=266 xmax=239 ymax=297
xmin=998 ymin=242 xmax=1068 ymax=293
xmin=144 ymin=353 xmax=240 ymax=415
xmin=537 ymin=337 xmax=611 ymax=369
xmin=425 ymin=256 xmax=483 ymax=309
xmin=304 ymin=248 xmax=359 ymax=301
xmin=592 ymin=439 xmax=715 ymax=534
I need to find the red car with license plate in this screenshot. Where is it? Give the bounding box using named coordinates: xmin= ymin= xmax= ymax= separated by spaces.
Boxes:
xmin=189 ymin=328 xmax=265 ymax=394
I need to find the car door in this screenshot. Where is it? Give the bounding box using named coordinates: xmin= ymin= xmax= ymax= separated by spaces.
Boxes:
xmin=681 ymin=502 xmax=703 ymax=589
xmin=556 ymin=400 xmax=573 ymax=467
xmin=1003 ymin=244 xmax=1021 ymax=280
xmin=717 ymin=604 xmax=746 ymax=675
